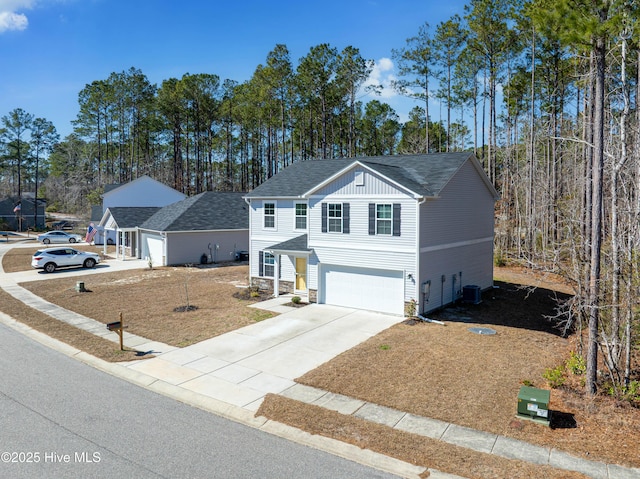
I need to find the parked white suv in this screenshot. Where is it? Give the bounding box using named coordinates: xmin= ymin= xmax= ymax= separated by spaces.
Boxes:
xmin=32 ymin=247 xmax=101 ymax=273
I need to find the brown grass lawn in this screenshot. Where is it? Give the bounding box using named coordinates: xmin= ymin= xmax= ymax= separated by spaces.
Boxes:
xmin=3 ymin=243 xmax=639 ymax=477
xmin=257 ymin=266 xmax=640 ymax=478
xmin=18 ymin=265 xmax=274 ymax=347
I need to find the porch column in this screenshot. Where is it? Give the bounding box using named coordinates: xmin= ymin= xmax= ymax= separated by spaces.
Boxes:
xmin=273 ymin=254 xmax=279 ymax=298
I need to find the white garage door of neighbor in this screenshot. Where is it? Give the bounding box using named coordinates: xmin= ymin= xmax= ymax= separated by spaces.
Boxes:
xmin=144 ymin=234 xmax=164 ymax=266
xmin=321 ymin=264 xmax=404 ymax=315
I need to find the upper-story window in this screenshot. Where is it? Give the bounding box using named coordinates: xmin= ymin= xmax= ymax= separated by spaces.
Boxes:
xmin=322 ymin=202 xmax=350 ymax=234
xmin=376 ymin=204 xmax=392 ymax=235
xmin=369 ymin=203 xmax=401 ymax=236
xmin=264 ymin=202 xmax=275 ymax=228
xmin=295 ymin=203 xmax=307 ymax=230
xmin=328 ymin=203 xmax=342 ymax=233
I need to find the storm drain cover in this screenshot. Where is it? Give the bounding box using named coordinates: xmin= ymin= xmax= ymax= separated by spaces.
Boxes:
xmin=468 ymin=327 xmax=497 ymax=335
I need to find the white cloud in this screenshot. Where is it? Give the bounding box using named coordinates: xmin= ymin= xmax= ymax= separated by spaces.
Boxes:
xmin=0 ymin=11 xmax=28 ymax=31
xmin=0 ymin=0 xmax=36 ymax=33
xmin=362 ymin=57 xmax=398 ymax=100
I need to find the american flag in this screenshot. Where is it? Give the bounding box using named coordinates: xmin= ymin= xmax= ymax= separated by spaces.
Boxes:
xmin=13 ymin=203 xmax=21 ymax=213
xmin=85 ymin=223 xmax=97 ymax=243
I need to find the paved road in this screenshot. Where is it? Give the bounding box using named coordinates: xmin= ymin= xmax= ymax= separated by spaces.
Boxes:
xmin=0 ymin=322 xmax=398 ymax=479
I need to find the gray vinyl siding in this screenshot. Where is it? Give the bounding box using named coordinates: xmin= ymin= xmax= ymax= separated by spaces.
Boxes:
xmin=165 ymin=230 xmax=248 ymax=266
xmin=419 ymin=239 xmax=494 ymax=313
xmin=420 ymin=159 xmax=495 ymax=247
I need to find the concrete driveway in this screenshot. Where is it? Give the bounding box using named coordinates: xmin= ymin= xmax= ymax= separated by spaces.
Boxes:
xmin=123 ymin=301 xmax=403 ymax=411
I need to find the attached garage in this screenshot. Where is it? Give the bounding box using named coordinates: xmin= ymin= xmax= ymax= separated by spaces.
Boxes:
xmin=141 ymin=232 xmax=164 ymax=267
xmin=319 ymin=264 xmax=405 ymax=315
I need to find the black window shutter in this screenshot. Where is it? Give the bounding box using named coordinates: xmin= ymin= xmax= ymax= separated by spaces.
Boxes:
xmin=368 ymin=203 xmax=376 ymax=235
xmin=259 ymin=251 xmax=264 ymax=276
xmin=343 ymin=203 xmax=350 ymax=234
xmin=321 ymin=203 xmax=327 ymax=233
xmin=393 ymin=203 xmax=401 ymax=236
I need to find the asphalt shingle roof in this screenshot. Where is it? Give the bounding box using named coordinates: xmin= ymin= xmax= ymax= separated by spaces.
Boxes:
xmin=141 ymin=192 xmax=248 ymax=232
xmin=244 ymin=153 xmax=477 ymax=198
xmin=107 ymin=207 xmax=161 ymax=229
xmin=267 ymin=234 xmax=310 ymax=252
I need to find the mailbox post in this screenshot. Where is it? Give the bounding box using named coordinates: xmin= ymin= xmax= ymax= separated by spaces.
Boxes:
xmin=106 ymin=312 xmax=126 ymax=350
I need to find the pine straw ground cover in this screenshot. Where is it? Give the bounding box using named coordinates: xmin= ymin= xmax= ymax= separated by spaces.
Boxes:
xmin=257 ymin=266 xmax=640 ymax=478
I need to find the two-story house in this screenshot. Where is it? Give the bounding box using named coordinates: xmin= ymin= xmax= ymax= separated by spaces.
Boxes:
xmin=244 ymin=152 xmax=499 ymax=316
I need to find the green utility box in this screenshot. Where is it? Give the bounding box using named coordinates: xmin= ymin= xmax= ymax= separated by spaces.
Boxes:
xmin=517 ymin=386 xmax=551 ymax=426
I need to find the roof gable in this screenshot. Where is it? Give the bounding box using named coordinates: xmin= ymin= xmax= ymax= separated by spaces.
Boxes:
xmin=244 ymin=153 xmax=496 ymax=200
xmin=101 ymin=207 xmax=161 ymax=229
xmin=103 ymin=175 xmax=186 ymax=203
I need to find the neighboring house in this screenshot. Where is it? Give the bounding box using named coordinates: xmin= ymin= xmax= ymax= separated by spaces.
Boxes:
xmin=244 ymin=152 xmax=499 ymax=316
xmin=102 ymin=175 xmax=186 ymax=212
xmin=98 ymin=207 xmax=160 ymax=259
xmin=0 ymin=196 xmax=46 ymax=231
xmin=90 ymin=175 xmax=186 ymax=245
xmin=138 ymin=191 xmax=249 ymax=267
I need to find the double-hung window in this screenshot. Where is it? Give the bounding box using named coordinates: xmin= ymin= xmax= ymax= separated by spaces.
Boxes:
xmin=295 ymin=203 xmax=307 ymax=230
xmin=376 ymin=204 xmax=392 ymax=235
xmin=328 ymin=203 xmax=342 ymax=233
xmin=264 ymin=202 xmax=275 ymax=229
xmin=263 ymin=252 xmax=275 ymax=277
xmin=369 ymin=203 xmax=401 ymax=236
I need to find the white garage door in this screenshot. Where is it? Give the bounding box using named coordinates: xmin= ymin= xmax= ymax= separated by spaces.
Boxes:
xmin=320 ymin=264 xmax=404 ymax=315
xmin=142 ymin=233 xmax=164 ymax=267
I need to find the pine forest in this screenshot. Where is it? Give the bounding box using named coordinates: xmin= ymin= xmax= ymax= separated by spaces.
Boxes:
xmin=1 ymin=0 xmax=640 ymax=398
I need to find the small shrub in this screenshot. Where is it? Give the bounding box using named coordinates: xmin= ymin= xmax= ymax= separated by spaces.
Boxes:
xmin=566 ymin=351 xmax=586 ymax=375
xmin=291 ymin=296 xmax=301 ymax=304
xmin=379 ymin=344 xmax=391 ymax=350
xmin=404 ymin=299 xmax=417 ymax=318
xmin=543 ymin=364 xmax=565 ymax=388
xmin=250 ymin=290 xmax=260 ymax=298
xmin=623 ymin=381 xmax=640 ymax=402
xmin=521 ymin=379 xmax=533 ymax=387
xmin=494 ymin=250 xmax=506 ymax=267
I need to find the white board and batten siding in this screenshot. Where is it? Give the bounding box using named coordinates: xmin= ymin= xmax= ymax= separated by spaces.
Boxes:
xmin=103 ymin=176 xmax=185 ymax=212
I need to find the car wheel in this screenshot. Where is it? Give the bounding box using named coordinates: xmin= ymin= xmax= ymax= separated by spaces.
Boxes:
xmin=84 ymin=258 xmax=96 ymax=268
xmin=69 ymin=238 xmax=76 ymax=243
xmin=43 ymin=238 xmax=50 ymax=244
xmin=44 ymin=263 xmax=56 ymax=273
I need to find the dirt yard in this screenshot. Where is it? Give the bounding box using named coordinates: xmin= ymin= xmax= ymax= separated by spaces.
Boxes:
xmin=18 ymin=264 xmax=274 ymax=347
xmin=257 ymin=266 xmax=640 ymax=478
xmin=2 ymin=243 xmax=638 ymax=477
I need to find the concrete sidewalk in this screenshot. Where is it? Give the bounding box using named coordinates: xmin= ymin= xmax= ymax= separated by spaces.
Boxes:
xmin=1 ymin=242 xmax=639 ymax=479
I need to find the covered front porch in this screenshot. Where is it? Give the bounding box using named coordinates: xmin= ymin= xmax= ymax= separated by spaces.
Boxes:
xmin=264 ymin=234 xmax=312 ymax=300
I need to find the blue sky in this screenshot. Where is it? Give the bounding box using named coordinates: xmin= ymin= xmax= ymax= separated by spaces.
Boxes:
xmin=0 ymin=0 xmax=469 ymax=138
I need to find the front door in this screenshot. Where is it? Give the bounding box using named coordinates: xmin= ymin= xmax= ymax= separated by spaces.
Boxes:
xmin=295 ymin=257 xmax=307 ymax=291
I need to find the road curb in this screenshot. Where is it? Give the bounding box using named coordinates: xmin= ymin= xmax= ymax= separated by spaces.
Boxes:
xmin=0 ymin=310 xmax=430 ymax=479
